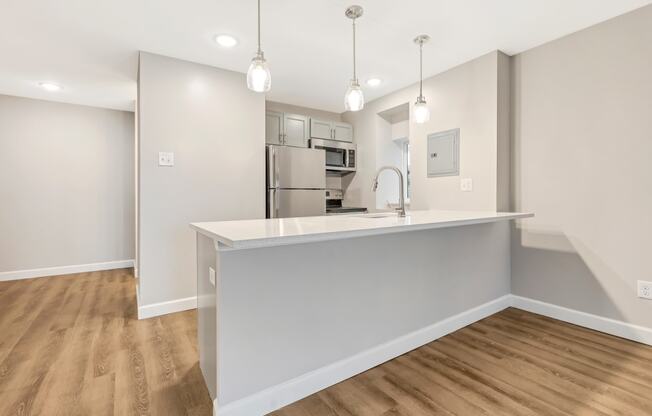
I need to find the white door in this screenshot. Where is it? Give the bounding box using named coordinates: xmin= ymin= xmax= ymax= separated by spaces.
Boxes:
xmin=310 ymin=118 xmax=332 ymax=140
xmin=265 ymin=111 xmax=284 ymax=145
xmin=284 ymin=114 xmax=308 ymax=147
xmin=332 ymin=122 xmax=353 ymax=142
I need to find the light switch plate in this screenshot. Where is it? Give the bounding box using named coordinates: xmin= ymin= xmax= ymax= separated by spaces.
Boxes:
xmin=158 ymin=152 xmax=174 ymax=167
xmin=461 ymin=178 xmax=473 ymax=192
xmin=209 ymin=267 xmax=216 ymax=287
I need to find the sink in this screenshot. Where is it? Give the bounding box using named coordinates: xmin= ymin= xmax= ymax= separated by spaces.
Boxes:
xmin=351 ymin=212 xmax=399 ymax=219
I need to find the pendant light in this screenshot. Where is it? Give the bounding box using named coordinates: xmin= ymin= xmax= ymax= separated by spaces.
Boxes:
xmin=413 ymin=34 xmax=431 ymax=124
xmin=247 ymin=0 xmax=271 ymax=92
xmin=344 ymin=5 xmax=364 ymax=112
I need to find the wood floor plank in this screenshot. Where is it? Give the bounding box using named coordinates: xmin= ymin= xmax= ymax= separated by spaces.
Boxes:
xmin=471 ymin=319 xmax=652 ymax=411
xmin=491 ymin=314 xmax=652 ymax=382
xmin=501 ymin=308 xmax=652 ymax=361
xmin=449 ymin=329 xmax=642 ymax=416
xmin=2 ymin=271 xmax=652 ymax=416
xmin=0 ymin=269 xmax=212 ymax=416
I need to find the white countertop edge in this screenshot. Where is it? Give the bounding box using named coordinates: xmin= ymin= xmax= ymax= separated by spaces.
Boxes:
xmin=190 ymin=212 xmax=533 ymax=251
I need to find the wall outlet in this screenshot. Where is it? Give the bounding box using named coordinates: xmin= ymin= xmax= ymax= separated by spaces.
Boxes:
xmin=158 ymin=151 xmax=174 ymax=167
xmin=209 ymin=267 xmax=216 ymax=287
xmin=638 ymin=280 xmax=652 ymax=299
xmin=461 ymin=178 xmax=473 ymax=192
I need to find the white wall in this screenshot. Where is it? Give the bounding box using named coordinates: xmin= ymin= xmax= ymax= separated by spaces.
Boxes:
xmin=137 ymin=52 xmax=265 ymax=314
xmin=343 ymin=51 xmax=508 ymax=213
xmin=374 ymin=118 xmax=406 ymax=209
xmin=511 ymin=5 xmax=652 ymax=328
xmin=266 ymin=101 xmax=342 ymax=122
xmin=391 ymin=120 xmax=409 ymax=141
xmin=0 ymin=95 xmax=134 ymax=276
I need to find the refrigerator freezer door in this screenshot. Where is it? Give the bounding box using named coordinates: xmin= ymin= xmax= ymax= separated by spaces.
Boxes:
xmin=267 ymin=145 xmax=326 ymax=189
xmin=268 ymin=189 xmax=325 ymax=218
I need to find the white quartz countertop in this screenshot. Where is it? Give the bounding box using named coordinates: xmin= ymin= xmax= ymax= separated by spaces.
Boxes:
xmin=190 ymin=210 xmax=533 ymax=250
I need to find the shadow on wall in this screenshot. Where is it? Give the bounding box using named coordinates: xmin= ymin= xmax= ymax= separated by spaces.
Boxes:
xmin=511 ymin=224 xmax=638 ymax=329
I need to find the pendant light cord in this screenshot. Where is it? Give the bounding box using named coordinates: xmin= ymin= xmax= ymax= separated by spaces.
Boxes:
xmin=352 ymin=19 xmax=357 ymax=81
xmin=257 ymin=0 xmax=262 ymax=55
xmin=419 ymin=42 xmax=423 ymax=99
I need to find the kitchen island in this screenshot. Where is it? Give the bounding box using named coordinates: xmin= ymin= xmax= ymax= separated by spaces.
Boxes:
xmin=191 ymin=210 xmax=532 ymax=416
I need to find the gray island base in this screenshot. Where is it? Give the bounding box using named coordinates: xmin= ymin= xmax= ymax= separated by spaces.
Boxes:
xmin=191 ymin=210 xmax=532 ymax=416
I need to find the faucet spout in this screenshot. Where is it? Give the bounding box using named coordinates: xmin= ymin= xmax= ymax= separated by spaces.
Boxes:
xmin=371 ymin=166 xmax=406 ymax=217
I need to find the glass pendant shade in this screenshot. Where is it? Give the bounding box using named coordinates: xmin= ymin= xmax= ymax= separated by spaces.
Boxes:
xmin=247 ymin=54 xmax=271 ymax=93
xmin=344 ymin=79 xmax=364 ymax=112
xmin=413 ymin=98 xmax=430 ymax=124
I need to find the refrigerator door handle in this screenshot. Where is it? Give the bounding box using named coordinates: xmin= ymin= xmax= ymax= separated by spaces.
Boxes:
xmin=269 ymin=188 xmax=280 ymax=218
xmin=268 ymin=146 xmax=279 ymax=189
xmin=273 ymin=147 xmax=280 ymax=188
xmin=268 ymin=188 xmax=277 ymax=218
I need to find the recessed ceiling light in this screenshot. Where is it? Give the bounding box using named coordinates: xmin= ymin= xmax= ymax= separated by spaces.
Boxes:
xmin=39 ymin=82 xmax=62 ymax=91
xmin=366 ymin=78 xmax=382 ymax=87
xmin=215 ymin=34 xmax=238 ymax=48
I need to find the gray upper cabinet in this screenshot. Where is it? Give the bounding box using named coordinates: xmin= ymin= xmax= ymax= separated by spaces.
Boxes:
xmin=309 ymin=119 xmax=332 ymax=140
xmin=265 ymin=111 xmax=309 ymax=147
xmin=310 ymin=119 xmax=354 ymax=142
xmin=265 ymin=111 xmax=284 ymax=145
xmin=333 ymin=122 xmax=353 ymax=142
xmin=283 ymin=114 xmax=309 ymax=147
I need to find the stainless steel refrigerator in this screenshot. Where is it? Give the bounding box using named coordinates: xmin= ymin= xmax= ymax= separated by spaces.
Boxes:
xmin=266 ymin=145 xmax=326 ymax=218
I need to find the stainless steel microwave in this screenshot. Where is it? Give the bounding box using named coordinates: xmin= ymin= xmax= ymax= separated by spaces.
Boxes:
xmin=310 ymin=139 xmax=356 ymax=173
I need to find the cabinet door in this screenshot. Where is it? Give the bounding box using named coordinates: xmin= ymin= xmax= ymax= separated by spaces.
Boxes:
xmin=332 ymin=122 xmax=353 ymax=142
xmin=265 ymin=111 xmax=284 ymax=145
xmin=310 ymin=118 xmax=332 ymax=140
xmin=283 ymin=114 xmax=309 ymax=147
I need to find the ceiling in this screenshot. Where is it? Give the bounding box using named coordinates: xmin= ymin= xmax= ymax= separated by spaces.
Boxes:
xmin=1 ymin=0 xmax=650 ymax=112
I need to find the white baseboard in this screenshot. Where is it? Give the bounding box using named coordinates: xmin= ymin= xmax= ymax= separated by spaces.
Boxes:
xmin=138 ymin=296 xmax=197 ymax=320
xmin=510 ymin=295 xmax=652 ymax=347
xmin=213 ymin=294 xmax=513 ymax=416
xmin=0 ymin=259 xmax=135 ymax=282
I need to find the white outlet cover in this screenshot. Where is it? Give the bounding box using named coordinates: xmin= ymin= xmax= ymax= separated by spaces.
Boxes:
xmin=638 ymin=280 xmax=652 ymax=299
xmin=461 ymin=178 xmax=473 ymax=192
xmin=158 ymin=151 xmax=174 ymax=167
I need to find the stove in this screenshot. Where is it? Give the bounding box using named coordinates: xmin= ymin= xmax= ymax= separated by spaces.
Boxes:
xmin=326 ymin=206 xmax=368 ymax=215
xmin=325 ymin=189 xmax=367 ymax=215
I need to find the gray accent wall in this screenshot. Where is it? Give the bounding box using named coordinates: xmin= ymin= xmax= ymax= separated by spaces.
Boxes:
xmin=0 ymin=95 xmax=134 ymax=273
xmin=510 ymin=5 xmax=652 ymax=327
xmin=137 ymin=52 xmax=265 ymax=309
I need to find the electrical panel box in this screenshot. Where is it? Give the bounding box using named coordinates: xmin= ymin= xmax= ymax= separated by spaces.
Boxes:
xmin=427 ymin=128 xmax=459 ymax=177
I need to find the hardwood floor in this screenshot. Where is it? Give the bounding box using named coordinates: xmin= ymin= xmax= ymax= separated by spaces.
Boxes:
xmin=0 ymin=268 xmax=212 ymax=416
xmin=272 ymin=308 xmax=652 ymax=416
xmin=2 ymin=270 xmax=652 ymax=416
